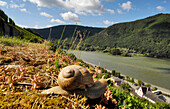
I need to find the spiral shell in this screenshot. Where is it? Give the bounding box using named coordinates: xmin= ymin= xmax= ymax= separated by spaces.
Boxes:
xmin=58 ymin=65 xmax=94 ymax=91
xmin=42 ymin=65 xmax=108 ymax=99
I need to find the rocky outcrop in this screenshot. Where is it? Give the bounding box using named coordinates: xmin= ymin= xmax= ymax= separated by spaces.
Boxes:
xmin=0 ymin=18 xmax=19 ymax=37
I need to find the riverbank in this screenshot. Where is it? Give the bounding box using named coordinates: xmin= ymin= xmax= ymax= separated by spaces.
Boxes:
xmin=70 ymin=50 xmax=170 ymax=90
xmin=83 ymin=60 xmax=170 ymax=103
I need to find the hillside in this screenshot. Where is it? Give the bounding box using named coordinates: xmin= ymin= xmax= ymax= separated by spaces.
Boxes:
xmin=0 ymin=37 xmax=169 ymax=108
xmin=86 ymin=13 xmax=170 ymax=58
xmin=31 ymin=25 xmax=104 ymax=41
xmin=0 ymin=9 xmax=43 ymax=43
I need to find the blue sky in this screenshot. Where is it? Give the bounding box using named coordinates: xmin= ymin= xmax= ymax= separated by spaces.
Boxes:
xmin=0 ymin=0 xmax=169 ymax=28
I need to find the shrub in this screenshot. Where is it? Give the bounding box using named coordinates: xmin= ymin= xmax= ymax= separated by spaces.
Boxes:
xmin=112 ymin=70 xmax=116 ymax=76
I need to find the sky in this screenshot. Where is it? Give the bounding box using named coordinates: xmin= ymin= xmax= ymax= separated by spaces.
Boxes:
xmin=0 ymin=0 xmax=170 ymax=28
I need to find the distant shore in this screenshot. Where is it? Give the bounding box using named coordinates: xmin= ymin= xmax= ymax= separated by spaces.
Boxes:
xmin=83 ymin=60 xmax=170 ymax=97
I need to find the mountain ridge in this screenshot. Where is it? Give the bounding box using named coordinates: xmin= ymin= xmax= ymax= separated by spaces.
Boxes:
xmin=31 ymin=25 xmax=104 ymax=41
xmin=31 ymin=13 xmax=170 ymax=58
xmin=85 ymin=13 xmax=170 ymax=58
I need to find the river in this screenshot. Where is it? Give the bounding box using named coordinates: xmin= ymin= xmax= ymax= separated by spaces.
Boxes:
xmin=69 ymin=50 xmax=170 ymax=90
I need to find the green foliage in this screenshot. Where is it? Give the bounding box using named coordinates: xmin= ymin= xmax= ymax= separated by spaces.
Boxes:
xmin=54 ymin=60 xmax=60 ymax=70
xmin=131 ymin=77 xmax=134 ymax=83
xmin=108 ymin=85 xmax=170 ymax=109
xmin=154 ymin=102 xmax=170 ymax=109
xmin=86 ymin=13 xmax=170 ymax=58
xmin=110 ymin=48 xmax=121 ymax=55
xmin=145 ymin=83 xmax=151 ymax=87
xmin=126 ymin=76 xmax=130 ymax=81
xmin=104 ymin=73 xmax=111 ymax=79
xmin=151 ymin=87 xmax=158 ymax=91
xmin=112 ymin=70 xmax=116 ymax=76
xmin=25 ymin=28 xmax=43 ymax=38
xmin=0 ymin=36 xmax=29 ymax=46
xmin=138 ymin=80 xmax=144 ymax=86
xmin=15 ymin=26 xmax=44 ymax=43
xmin=115 ymin=72 xmax=121 ymax=78
xmin=120 ymin=83 xmax=131 ymax=91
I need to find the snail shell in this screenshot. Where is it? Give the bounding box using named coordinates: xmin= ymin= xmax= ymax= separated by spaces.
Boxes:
xmin=42 ymin=65 xmax=108 ymax=99
xmin=58 ymin=65 xmax=94 ymax=91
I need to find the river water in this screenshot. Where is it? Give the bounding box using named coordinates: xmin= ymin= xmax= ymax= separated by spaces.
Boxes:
xmin=70 ymin=50 xmax=170 ymax=90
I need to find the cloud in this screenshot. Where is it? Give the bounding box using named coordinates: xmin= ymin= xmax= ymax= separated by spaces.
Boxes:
xmin=40 ymin=12 xmax=53 ymax=17
xmin=107 ymin=9 xmax=115 ymax=14
xmin=20 ymin=8 xmax=28 ymax=12
xmin=10 ymin=3 xmax=25 ymax=8
xmin=103 ymin=20 xmax=114 ymax=25
xmin=50 ymin=18 xmax=65 ymax=24
xmin=0 ymin=0 xmax=7 ymax=6
xmin=156 ymin=6 xmax=165 ymax=11
xmin=34 ymin=25 xmax=39 ymax=28
xmin=46 ymin=25 xmax=53 ymax=28
xmin=23 ymin=0 xmax=27 ymax=2
xmin=117 ymin=9 xmax=123 ymax=14
xmin=38 ymin=8 xmax=41 ymax=10
xmin=120 ymin=1 xmax=132 ymax=11
xmin=163 ymin=0 xmax=167 ymax=3
xmin=17 ymin=24 xmax=28 ymax=28
xmin=60 ymin=11 xmax=80 ymax=23
xmin=28 ymin=0 xmax=106 ymax=15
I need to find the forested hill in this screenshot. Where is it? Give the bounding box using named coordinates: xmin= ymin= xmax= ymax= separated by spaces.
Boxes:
xmin=86 ymin=13 xmax=170 ymax=58
xmin=31 ymin=25 xmax=104 ymax=41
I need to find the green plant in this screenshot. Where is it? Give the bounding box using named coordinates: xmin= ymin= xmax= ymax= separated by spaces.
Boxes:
xmin=138 ymin=80 xmax=144 ymax=86
xmin=112 ymin=70 xmax=116 ymax=76
xmin=151 ymin=87 xmax=158 ymax=91
xmin=0 ymin=36 xmax=29 ymax=46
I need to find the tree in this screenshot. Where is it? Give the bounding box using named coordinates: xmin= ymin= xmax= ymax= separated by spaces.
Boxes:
xmin=138 ymin=80 xmax=144 ymax=86
xmin=131 ymin=77 xmax=134 ymax=83
xmin=145 ymin=83 xmax=151 ymax=87
xmin=110 ymin=48 xmax=121 ymax=55
xmin=126 ymin=76 xmax=130 ymax=81
xmin=111 ymin=70 xmax=115 ymax=76
xmin=115 ymin=72 xmax=120 ymax=77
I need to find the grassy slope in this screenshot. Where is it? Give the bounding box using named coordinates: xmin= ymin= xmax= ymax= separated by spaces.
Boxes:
xmin=15 ymin=25 xmax=44 ymax=43
xmin=86 ymin=13 xmax=170 ymax=58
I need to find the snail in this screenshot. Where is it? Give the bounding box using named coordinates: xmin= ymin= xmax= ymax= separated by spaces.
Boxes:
xmin=58 ymin=65 xmax=94 ymax=91
xmin=42 ymin=65 xmax=108 ymax=99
